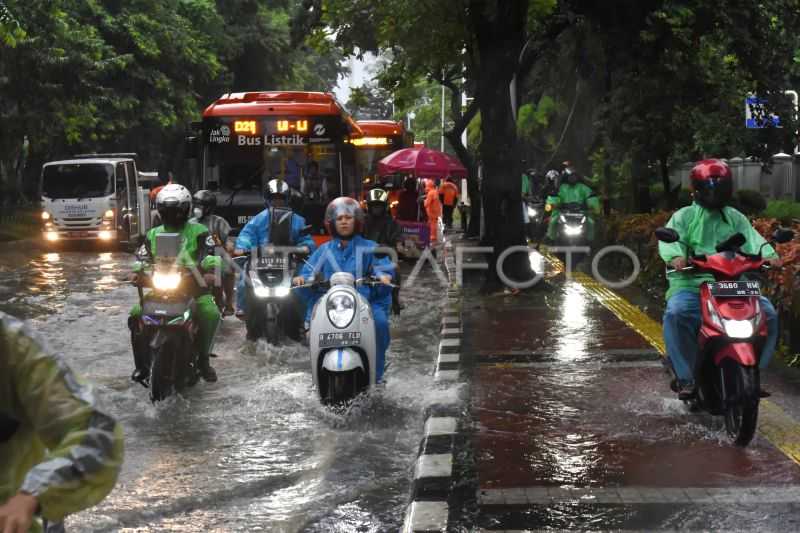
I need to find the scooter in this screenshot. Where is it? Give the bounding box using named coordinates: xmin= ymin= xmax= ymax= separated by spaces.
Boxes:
xmin=554 ymin=201 xmax=588 ymax=245
xmin=655 ymin=226 xmax=793 ymax=446
xmin=302 ymin=272 xmax=384 ymax=405
xmin=132 ymin=233 xmax=203 ymax=402
xmin=524 ymin=196 xmax=546 ymax=242
xmin=234 ymin=245 xmax=307 ymax=344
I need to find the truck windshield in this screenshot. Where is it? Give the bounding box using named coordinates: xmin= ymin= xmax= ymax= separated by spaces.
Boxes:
xmin=42 ymin=163 xmax=114 ymax=199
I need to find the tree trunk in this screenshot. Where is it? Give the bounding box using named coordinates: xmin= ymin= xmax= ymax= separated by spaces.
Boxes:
xmin=631 ymin=151 xmax=652 ymax=213
xmin=469 ymin=0 xmax=533 ymax=290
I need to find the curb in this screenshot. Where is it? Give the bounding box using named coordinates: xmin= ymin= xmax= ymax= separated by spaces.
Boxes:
xmin=403 ymin=239 xmax=466 ymax=533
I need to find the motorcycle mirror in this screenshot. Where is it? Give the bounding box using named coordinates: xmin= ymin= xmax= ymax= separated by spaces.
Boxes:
xmin=772 ymin=227 xmax=794 ymax=244
xmin=654 ymin=227 xmax=680 ymax=243
xmin=716 ymin=232 xmax=746 ymax=253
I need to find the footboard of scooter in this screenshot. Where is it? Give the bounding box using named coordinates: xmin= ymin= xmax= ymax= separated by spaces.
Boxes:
xmin=713 ymin=342 xmax=758 ymax=367
xmin=321 ymin=348 xmax=364 ymax=372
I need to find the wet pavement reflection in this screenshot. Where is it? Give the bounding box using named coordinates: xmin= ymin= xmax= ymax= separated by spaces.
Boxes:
xmin=462 ymin=250 xmax=800 ymax=531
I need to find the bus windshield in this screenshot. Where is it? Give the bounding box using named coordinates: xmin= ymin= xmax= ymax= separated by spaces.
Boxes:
xmin=205 ymin=142 xmax=344 ymax=203
xmin=41 ymin=163 xmax=114 ymax=199
xmin=356 ymin=146 xmax=394 ymax=188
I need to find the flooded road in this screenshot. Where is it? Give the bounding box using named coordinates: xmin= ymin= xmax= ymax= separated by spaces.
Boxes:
xmin=0 ymin=243 xmax=456 ymax=532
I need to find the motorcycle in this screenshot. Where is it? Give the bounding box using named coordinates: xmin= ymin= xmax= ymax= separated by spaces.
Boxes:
xmin=524 ymin=196 xmax=546 ymax=242
xmin=234 ymin=245 xmax=308 ymax=344
xmin=132 ymin=233 xmax=205 ymax=402
xmin=553 ymin=201 xmax=588 ymax=245
xmin=655 ymin=226 xmax=793 ymax=446
xmin=302 ymin=272 xmax=385 ymax=405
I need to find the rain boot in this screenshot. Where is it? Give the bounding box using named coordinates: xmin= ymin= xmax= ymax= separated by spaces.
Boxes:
xmin=198 ymin=352 xmax=218 ymax=382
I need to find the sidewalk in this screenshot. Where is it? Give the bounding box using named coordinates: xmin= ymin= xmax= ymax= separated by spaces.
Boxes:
xmin=448 ymin=241 xmax=800 ymax=531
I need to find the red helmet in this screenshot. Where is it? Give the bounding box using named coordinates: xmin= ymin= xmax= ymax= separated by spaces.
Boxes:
xmin=324 ymin=196 xmax=364 ymax=237
xmin=690 ymin=159 xmax=733 ymax=209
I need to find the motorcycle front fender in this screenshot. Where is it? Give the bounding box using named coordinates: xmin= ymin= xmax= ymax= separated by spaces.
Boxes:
xmin=321 ymin=348 xmax=364 ymax=373
xmin=713 ymin=342 xmax=758 ymax=367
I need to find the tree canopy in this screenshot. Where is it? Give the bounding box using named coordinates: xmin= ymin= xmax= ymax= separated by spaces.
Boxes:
xmin=0 ymin=0 xmax=345 ymax=201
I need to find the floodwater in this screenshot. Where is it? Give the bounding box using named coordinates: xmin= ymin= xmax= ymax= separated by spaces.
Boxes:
xmin=0 ymin=242 xmax=458 ymax=532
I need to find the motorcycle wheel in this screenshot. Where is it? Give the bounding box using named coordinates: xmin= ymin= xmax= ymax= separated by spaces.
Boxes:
xmin=265 ymin=303 xmax=280 ymax=345
xmin=150 ymin=341 xmax=177 ymax=402
xmin=722 ymin=362 xmax=759 ymax=446
xmin=324 ymin=370 xmax=359 ymax=405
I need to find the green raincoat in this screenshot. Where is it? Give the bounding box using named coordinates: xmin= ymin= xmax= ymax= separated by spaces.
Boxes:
xmin=130 ymin=222 xmax=222 ymax=358
xmin=546 ymin=182 xmax=600 ymax=240
xmin=1 ymin=313 xmax=123 ymax=532
xmin=658 ymin=202 xmax=777 ymax=300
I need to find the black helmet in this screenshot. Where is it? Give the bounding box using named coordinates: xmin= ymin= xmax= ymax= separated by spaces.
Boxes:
xmin=192 ymin=190 xmax=216 ymax=218
xmin=156 ymin=184 xmax=192 ymax=228
xmin=265 ymin=178 xmax=290 ymax=206
xmin=562 ymin=166 xmax=580 ymax=185
xmin=366 ymin=188 xmax=389 ymax=217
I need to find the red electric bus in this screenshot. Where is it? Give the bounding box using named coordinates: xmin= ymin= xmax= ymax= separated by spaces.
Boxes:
xmin=189 ymin=91 xmax=363 ymax=238
xmin=352 ymin=120 xmax=413 ymax=189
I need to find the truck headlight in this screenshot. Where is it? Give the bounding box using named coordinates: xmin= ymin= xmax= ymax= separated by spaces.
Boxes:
xmin=152 ymin=271 xmax=181 ymax=291
xmin=327 ymin=290 xmax=355 ymax=329
xmin=42 ymin=211 xmax=51 ymax=221
xmin=103 ymin=209 xmax=114 ymax=219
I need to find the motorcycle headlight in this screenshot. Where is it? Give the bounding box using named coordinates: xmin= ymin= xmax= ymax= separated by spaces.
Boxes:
xmin=723 ymin=318 xmax=756 ymax=339
xmin=152 ymin=271 xmax=181 ymax=291
xmin=581 ymin=216 xmax=587 ymax=224
xmin=564 ymin=225 xmax=583 ymax=236
xmin=274 ymin=286 xmax=290 ymax=298
xmin=527 ymin=206 xmax=537 ymax=218
xmin=327 ymin=290 xmax=355 ymax=329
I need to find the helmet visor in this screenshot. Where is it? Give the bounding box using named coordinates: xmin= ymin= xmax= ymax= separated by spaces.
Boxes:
xmin=694 ymin=176 xmax=732 ymax=208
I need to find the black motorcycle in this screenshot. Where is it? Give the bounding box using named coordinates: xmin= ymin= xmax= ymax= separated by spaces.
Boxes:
xmin=132 ymin=233 xmax=205 ymax=402
xmin=235 ymin=245 xmax=308 ymax=344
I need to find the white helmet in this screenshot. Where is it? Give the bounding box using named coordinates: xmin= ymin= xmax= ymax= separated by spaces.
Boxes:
xmin=156 ymin=183 xmax=192 ymax=227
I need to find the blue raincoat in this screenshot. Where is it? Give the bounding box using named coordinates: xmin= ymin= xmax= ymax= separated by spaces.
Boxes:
xmin=234 ymin=208 xmax=317 ymax=313
xmin=299 ymin=235 xmax=395 ymax=382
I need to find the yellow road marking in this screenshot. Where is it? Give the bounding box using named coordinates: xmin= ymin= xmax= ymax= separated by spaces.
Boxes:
xmin=543 ymin=250 xmax=800 ymax=465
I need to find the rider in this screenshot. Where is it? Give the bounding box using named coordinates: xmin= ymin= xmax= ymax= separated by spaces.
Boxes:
xmin=1 ymin=312 xmax=123 ymax=533
xmin=129 ymin=184 xmax=222 ymax=383
xmin=659 ymin=159 xmax=781 ymax=400
xmin=233 ymin=179 xmax=316 ymax=322
xmin=364 ymin=188 xmax=403 ymax=315
xmin=191 ymin=190 xmax=235 ymax=316
xmin=292 ymin=197 xmax=395 ymax=382
xmin=545 ymin=164 xmax=600 ymax=242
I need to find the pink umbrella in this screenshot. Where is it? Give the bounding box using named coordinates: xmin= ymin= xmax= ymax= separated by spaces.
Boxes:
xmin=378 ymin=147 xmax=467 ymax=178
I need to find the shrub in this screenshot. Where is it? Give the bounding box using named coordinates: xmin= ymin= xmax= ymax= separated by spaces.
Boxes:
xmin=761 ymin=200 xmax=800 ymax=224
xmin=732 ymin=190 xmax=767 ymax=215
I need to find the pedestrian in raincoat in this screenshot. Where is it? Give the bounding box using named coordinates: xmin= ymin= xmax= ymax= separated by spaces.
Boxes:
xmin=233 ymin=179 xmax=316 ymax=326
xmin=545 ymin=166 xmax=600 ymax=241
xmin=129 ymin=184 xmax=222 ymax=383
xmin=1 ymin=312 xmax=123 ymax=533
xmin=439 ymin=178 xmax=459 ymax=230
xmin=293 ymin=197 xmax=395 ymax=382
xmin=424 ymin=179 xmax=442 ymax=244
xmin=659 ymin=159 xmax=781 ymax=399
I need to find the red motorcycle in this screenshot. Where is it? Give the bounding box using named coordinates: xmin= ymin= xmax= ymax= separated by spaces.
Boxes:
xmin=655 ymin=226 xmax=793 ymax=446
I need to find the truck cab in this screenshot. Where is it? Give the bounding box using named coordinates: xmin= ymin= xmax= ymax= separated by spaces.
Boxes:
xmin=39 ymin=154 xmax=153 ymax=246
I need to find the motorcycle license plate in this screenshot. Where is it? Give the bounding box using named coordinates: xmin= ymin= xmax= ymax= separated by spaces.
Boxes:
xmin=319 ymin=332 xmax=362 ymax=348
xmin=256 ymin=256 xmax=286 ymax=269
xmin=709 ymin=280 xmax=761 ymax=297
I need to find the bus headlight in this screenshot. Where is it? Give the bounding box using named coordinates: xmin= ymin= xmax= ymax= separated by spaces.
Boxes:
xmin=327 ymin=291 xmax=355 ymax=329
xmin=152 ymin=271 xmax=181 ymax=291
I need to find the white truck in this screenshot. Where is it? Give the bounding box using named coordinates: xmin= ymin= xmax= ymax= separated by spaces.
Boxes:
xmin=39 ymin=153 xmax=156 ymax=247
